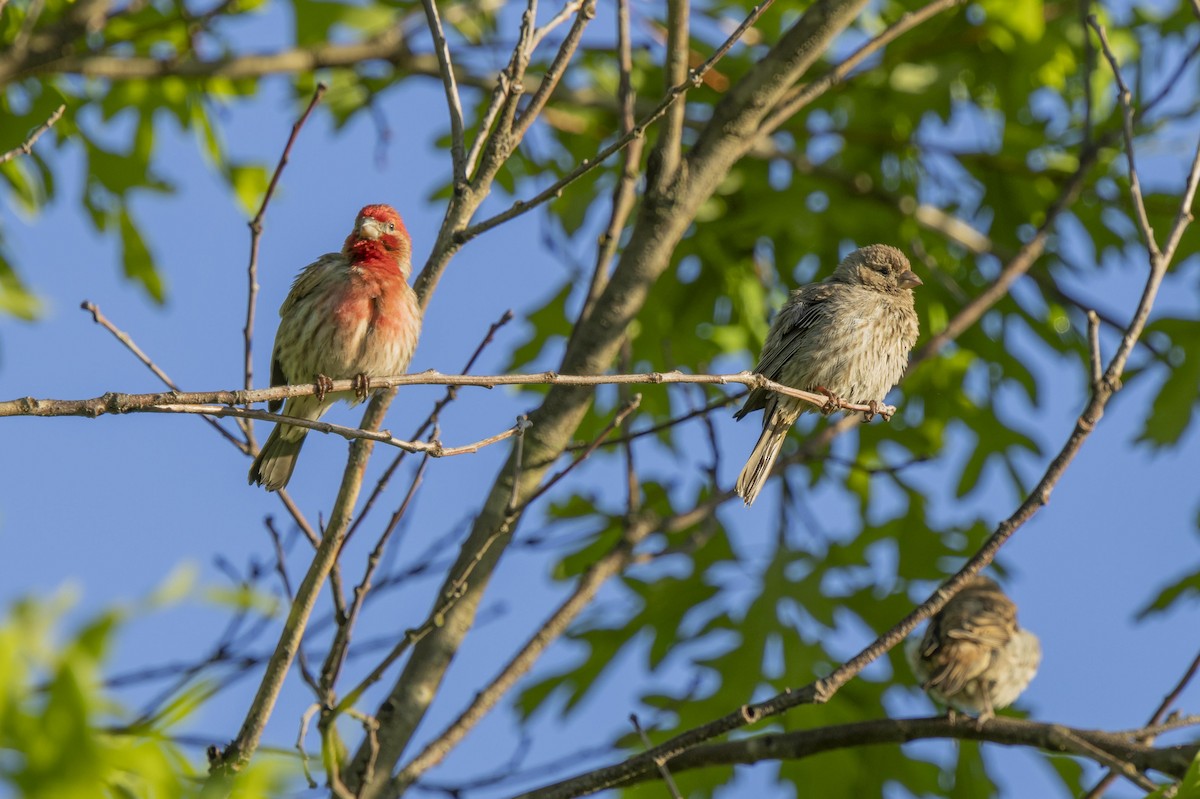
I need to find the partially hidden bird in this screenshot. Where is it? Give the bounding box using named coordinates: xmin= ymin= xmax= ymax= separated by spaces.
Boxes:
xmin=906 ymin=575 xmax=1042 ymax=721
xmin=733 ymin=244 xmax=921 ymax=505
xmin=249 ymin=204 xmax=422 ymax=491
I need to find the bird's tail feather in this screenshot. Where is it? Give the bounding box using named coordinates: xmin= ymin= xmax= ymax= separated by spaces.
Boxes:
xmin=249 ymin=419 xmax=309 ymax=492
xmin=736 ymin=411 xmax=794 ymax=506
xmin=249 ymin=425 xmax=307 ymax=492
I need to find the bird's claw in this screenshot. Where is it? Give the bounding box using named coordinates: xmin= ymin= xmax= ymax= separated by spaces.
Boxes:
xmin=353 ymin=373 xmax=371 ymax=401
xmin=816 ymin=386 xmax=842 ymax=415
xmin=314 ymin=373 xmax=335 ymax=403
xmin=863 ymin=399 xmax=882 ymax=421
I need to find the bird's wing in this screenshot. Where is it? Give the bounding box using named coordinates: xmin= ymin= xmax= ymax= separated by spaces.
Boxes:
xmin=928 ymin=592 xmax=1018 ymax=695
xmin=267 ymin=253 xmax=344 ymax=412
xmin=943 ymin=591 xmax=1018 ymax=651
xmin=735 ymin=283 xmax=837 ymax=419
xmin=752 ymin=283 xmax=838 ymax=380
xmin=278 ymin=252 xmax=345 ymax=319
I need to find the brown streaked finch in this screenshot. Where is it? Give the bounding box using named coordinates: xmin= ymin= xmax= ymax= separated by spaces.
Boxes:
xmin=906 ymin=576 xmax=1042 ymax=721
xmin=248 ymin=204 xmax=421 ymax=491
xmin=733 ymin=244 xmax=921 ymax=505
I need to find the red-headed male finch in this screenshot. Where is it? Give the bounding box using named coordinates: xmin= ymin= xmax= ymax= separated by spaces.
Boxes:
xmin=248 ymin=204 xmax=422 ymax=491
xmin=733 ymin=244 xmax=921 ymax=505
xmin=906 ymin=576 xmax=1042 ymax=721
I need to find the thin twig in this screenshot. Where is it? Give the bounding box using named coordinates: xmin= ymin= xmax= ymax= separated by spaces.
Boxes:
xmin=0 ymin=102 xmax=65 ymax=164
xmin=296 ymin=704 xmax=321 ymax=788
xmin=579 ymin=0 xmax=642 ymax=321
xmin=512 ymin=0 xmax=597 ymax=141
xmin=320 ymin=455 xmax=429 ymax=694
xmin=1082 ymin=649 xmax=1200 ymax=799
xmin=265 ymin=519 xmax=321 ymax=694
xmin=1050 ymin=728 xmax=1158 ymax=792
xmin=531 ymin=0 xmax=584 ymax=47
xmin=761 ymin=0 xmax=967 ymax=135
xmin=630 ymin=715 xmax=683 ymax=799
xmin=651 ymin=0 xmax=690 ymax=190
xmin=567 ymin=394 xmax=741 ymax=452
xmin=243 ymin=82 xmax=327 ymax=443
xmin=391 ymin=516 xmax=656 ymax=790
xmin=1087 ymin=309 xmax=1103 ymax=386
xmin=345 ymin=309 xmax=515 ymax=548
xmin=464 ymin=74 xmax=510 ymax=180
xmin=522 ymin=394 xmax=642 ymax=510
xmin=79 ymin=300 xmax=245 ymax=450
xmin=1088 ymin=17 xmax=1159 ymax=258
xmin=142 ymin=403 xmax=528 ymax=456
xmin=0 ymin=370 xmax=894 ymax=420
xmin=514 ymin=92 xmax=1200 ymax=799
xmin=206 ymin=395 xmax=397 ymax=776
xmin=422 ymin=0 xmax=467 ymax=185
xmin=459 ymin=0 xmax=775 ymax=243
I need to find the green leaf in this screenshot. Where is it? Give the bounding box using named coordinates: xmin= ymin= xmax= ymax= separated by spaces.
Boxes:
xmin=1138 ymin=569 xmax=1200 ymax=619
xmin=1147 ymin=751 xmax=1200 ymax=799
xmin=1138 ymin=319 xmax=1200 ymax=448
xmin=119 ymin=209 xmax=166 ymax=303
xmin=227 ymin=163 xmax=270 ymax=218
xmin=0 ymin=250 xmax=42 ymax=319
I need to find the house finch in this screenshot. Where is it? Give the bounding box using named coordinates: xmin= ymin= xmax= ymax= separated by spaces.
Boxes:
xmin=733 ymin=244 xmax=921 ymax=505
xmin=248 ymin=204 xmax=421 ymax=491
xmin=906 ymin=576 xmax=1042 ymax=721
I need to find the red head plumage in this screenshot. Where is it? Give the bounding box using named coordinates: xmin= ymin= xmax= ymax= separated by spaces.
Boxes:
xmin=344 ymin=204 xmax=412 ymax=271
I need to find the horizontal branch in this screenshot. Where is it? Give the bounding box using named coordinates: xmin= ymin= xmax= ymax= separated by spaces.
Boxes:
xmin=144 ymin=404 xmax=528 ymax=457
xmin=0 ymin=371 xmax=896 ymax=421
xmin=517 ymin=715 xmax=1196 ymax=798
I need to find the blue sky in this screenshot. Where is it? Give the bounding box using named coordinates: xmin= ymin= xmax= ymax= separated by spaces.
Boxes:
xmin=2 ymin=7 xmax=1200 ymax=798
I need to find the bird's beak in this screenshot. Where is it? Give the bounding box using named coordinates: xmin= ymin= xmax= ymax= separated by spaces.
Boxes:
xmin=898 ymin=270 xmax=923 ymax=289
xmin=358 ymin=219 xmax=383 ymax=240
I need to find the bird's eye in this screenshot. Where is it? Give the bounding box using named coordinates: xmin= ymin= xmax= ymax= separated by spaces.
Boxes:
xmin=388 ymin=222 xmax=396 ymax=232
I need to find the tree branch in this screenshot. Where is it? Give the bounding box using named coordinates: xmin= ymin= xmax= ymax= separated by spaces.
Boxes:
xmin=243 ymin=82 xmax=326 ymax=444
xmin=344 ymin=2 xmax=873 ymax=794
xmin=0 ymin=370 xmax=893 ymax=422
xmin=511 ymin=51 xmax=1200 ymax=797
xmin=421 ymin=0 xmax=467 ymax=186
xmin=0 ymin=102 xmax=64 ymax=164
xmin=515 ymin=716 xmax=1195 ymax=798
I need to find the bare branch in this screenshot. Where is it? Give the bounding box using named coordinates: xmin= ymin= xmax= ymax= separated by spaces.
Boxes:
xmin=243 ymin=83 xmax=327 ymax=443
xmin=531 ymin=1 xmax=584 ymax=48
xmin=79 ymin=300 xmax=245 ymax=451
xmin=1087 ymin=17 xmax=1159 ymax=258
xmin=580 ymin=0 xmax=642 ymax=319
xmin=207 ymin=395 xmax=395 ymax=776
xmin=630 ymin=715 xmax=682 ymax=799
xmin=346 ymin=309 xmax=515 ymax=549
xmin=391 ymin=514 xmax=654 ymax=792
xmin=512 ymin=0 xmax=597 ymax=141
xmin=1087 ymin=309 xmax=1103 ymax=387
xmin=515 ymin=94 xmax=1200 ymax=799
xmin=522 ymin=394 xmax=642 ymax=509
xmin=422 ymin=0 xmax=467 ymax=185
xmin=650 ymin=0 xmax=691 ymax=189
xmin=459 ymin=0 xmax=775 ymax=243
xmin=515 ymin=716 xmax=1193 ymax=798
xmin=319 ymin=455 xmax=429 ymax=695
xmin=0 ymin=102 xmax=64 ymax=164
xmin=760 ymin=0 xmax=968 ymax=135
xmin=0 ymin=370 xmax=894 ymax=421
xmin=134 ymin=402 xmax=527 ymax=456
